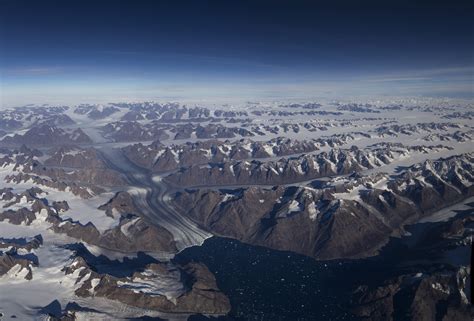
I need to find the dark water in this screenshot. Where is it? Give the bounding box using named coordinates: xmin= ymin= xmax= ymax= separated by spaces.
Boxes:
xmin=177 ymin=237 xmax=360 ymax=321
xmin=175 ymin=207 xmax=473 ymax=321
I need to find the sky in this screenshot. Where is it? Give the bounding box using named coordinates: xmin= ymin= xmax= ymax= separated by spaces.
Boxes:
xmin=0 ymin=0 xmax=473 ymax=106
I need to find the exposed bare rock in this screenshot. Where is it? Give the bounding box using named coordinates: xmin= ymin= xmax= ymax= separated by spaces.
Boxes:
xmin=3 ymin=147 xmax=126 ymax=188
xmin=74 ymin=104 xmax=120 ymax=119
xmin=0 ymin=188 xmax=52 ymax=225
xmin=172 ymin=154 xmax=474 ymax=259
xmin=442 ymin=111 xmax=474 ymax=120
xmin=0 ymin=234 xmax=43 ymax=252
xmin=52 ymin=200 xmax=70 ymax=213
xmin=49 ymin=214 xmax=177 ymax=253
xmin=0 ymin=206 xmax=40 ymax=225
xmin=422 ymin=130 xmax=473 ymax=143
xmin=0 ymin=188 xmax=176 ymax=253
xmin=5 ymin=172 xmax=104 ymax=198
xmin=0 ymin=145 xmax=43 ymax=168
xmin=45 ymin=146 xmax=107 ymax=168
xmin=101 ymin=121 xmax=170 ymax=142
xmin=279 ymin=102 xmax=322 ymax=109
xmin=0 ymin=251 xmax=36 ymax=280
xmin=165 ymin=144 xmax=450 ymax=187
xmin=29 ymin=165 xmax=125 ymax=187
xmin=98 ymin=191 xmax=140 ymax=218
xmin=64 ymin=256 xmax=231 ymax=314
xmin=0 ymin=147 xmax=110 ymax=198
xmin=336 ymin=103 xmax=381 ymax=113
xmin=266 ymin=110 xmax=343 ymax=117
xmin=0 ymin=106 xmax=74 ymax=131
xmin=374 ymin=122 xmax=462 ymax=137
xmin=352 ymin=267 xmax=473 ymax=321
xmin=123 ymin=137 xmax=320 ymax=172
xmin=1 ymin=125 xmax=92 ymax=146
xmin=0 ymin=118 xmax=22 ymax=131
xmin=35 ymin=114 xmax=76 ymax=127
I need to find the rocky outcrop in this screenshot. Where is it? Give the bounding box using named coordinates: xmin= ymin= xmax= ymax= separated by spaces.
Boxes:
xmin=336 ymin=103 xmax=381 ymax=113
xmin=422 ymin=130 xmax=473 ymax=143
xmin=74 ymin=104 xmax=120 ymax=119
xmin=0 ymin=144 xmax=43 ymax=168
xmin=0 ymin=187 xmax=176 ymax=254
xmin=5 ymin=172 xmax=105 ymax=198
xmin=44 ymin=146 xmax=107 ymax=168
xmin=165 ymin=144 xmax=450 ymax=187
xmin=0 ymin=251 xmax=37 ymax=280
xmin=1 ymin=146 xmax=125 ymax=196
xmin=101 ymin=121 xmax=170 ymax=142
xmin=1 ymin=125 xmax=92 ymax=146
xmin=374 ymin=122 xmax=462 ymax=137
xmin=64 ymin=256 xmax=231 ymax=314
xmin=0 ymin=235 xmax=43 ymax=252
xmin=49 ymin=213 xmax=177 ymax=253
xmin=0 ymin=118 xmax=22 ymax=131
xmin=35 ymin=114 xmax=76 ymax=127
xmin=0 ymin=187 xmax=52 ymax=225
xmin=352 ymin=267 xmax=473 ymax=321
xmin=98 ymin=191 xmax=140 ymax=218
xmin=114 ymin=102 xmax=211 ymax=121
xmin=123 ymin=137 xmax=320 ymax=172
xmin=28 ymin=165 xmax=125 ymax=187
xmin=0 ymin=106 xmax=74 ymax=132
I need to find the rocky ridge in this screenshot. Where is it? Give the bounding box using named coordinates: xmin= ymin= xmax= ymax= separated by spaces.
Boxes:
xmin=172 ymin=153 xmax=474 ymax=259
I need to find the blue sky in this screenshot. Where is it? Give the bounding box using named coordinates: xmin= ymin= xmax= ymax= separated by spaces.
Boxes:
xmin=0 ymin=0 xmax=473 ymax=106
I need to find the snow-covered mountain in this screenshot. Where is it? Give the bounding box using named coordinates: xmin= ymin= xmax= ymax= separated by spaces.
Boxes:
xmin=0 ymin=99 xmax=472 ymax=319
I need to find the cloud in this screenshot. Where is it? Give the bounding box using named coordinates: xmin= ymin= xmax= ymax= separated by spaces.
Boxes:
xmin=359 ymin=66 xmax=474 ymax=83
xmin=365 ymin=77 xmax=431 ymax=82
xmin=3 ymin=67 xmax=64 ymax=76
